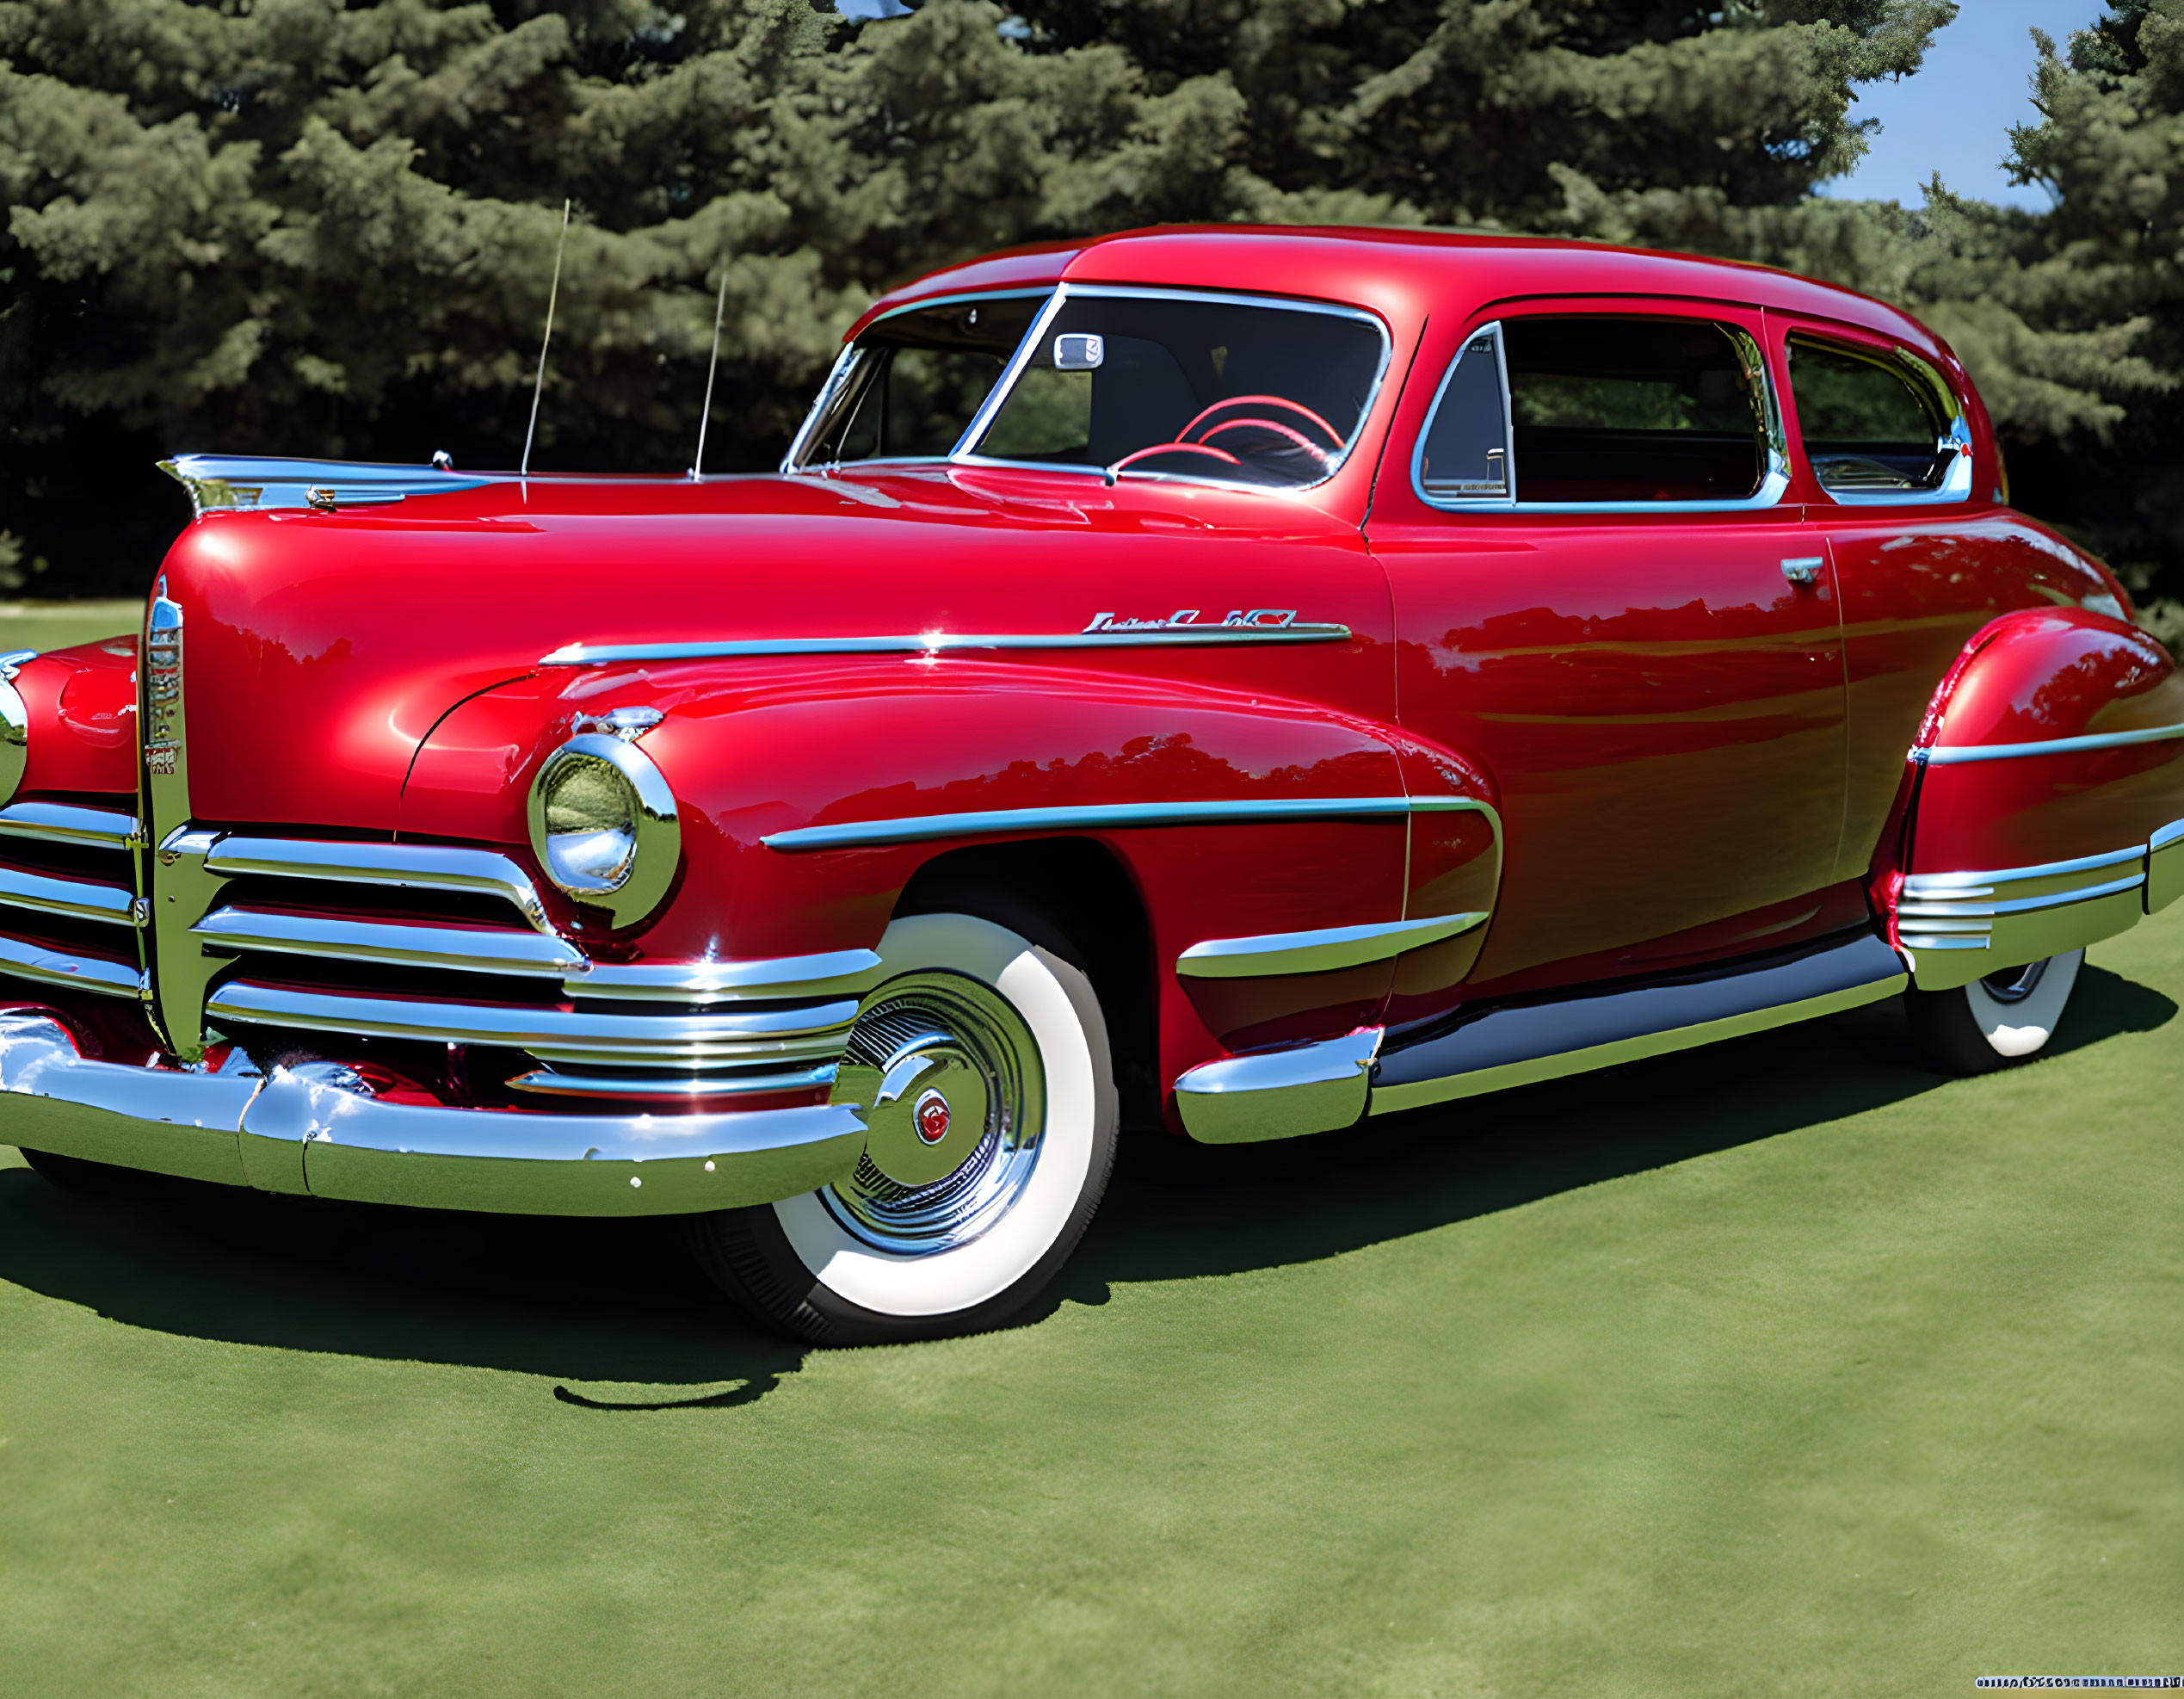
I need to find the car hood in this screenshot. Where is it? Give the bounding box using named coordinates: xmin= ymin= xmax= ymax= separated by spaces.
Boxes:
xmin=152 ymin=467 xmax=1364 ymax=833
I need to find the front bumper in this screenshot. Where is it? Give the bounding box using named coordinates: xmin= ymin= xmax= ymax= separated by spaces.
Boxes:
xmin=0 ymin=1009 xmax=867 ymax=1216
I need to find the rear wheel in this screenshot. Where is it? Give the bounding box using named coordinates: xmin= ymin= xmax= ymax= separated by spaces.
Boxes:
xmin=686 ymin=909 xmax=1118 ymax=1344
xmin=1906 ymin=948 xmax=2084 ymax=1075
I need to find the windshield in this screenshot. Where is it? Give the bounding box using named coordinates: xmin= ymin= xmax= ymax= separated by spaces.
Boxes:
xmin=973 ymin=293 xmax=1385 ymax=488
xmin=802 ymin=294 xmax=1047 ymax=465
xmin=793 ymin=288 xmax=1387 ymax=488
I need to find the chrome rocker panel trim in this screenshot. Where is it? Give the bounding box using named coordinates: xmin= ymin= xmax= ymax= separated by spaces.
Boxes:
xmin=1177 ymin=911 xmax=1488 ymax=979
xmin=1368 ymin=931 xmax=1907 ymax=1117
xmin=1174 ymin=1029 xmax=1383 ymax=1145
xmin=0 ymin=1010 xmax=865 ymax=1216
xmin=1898 ymin=843 xmax=2155 ymax=990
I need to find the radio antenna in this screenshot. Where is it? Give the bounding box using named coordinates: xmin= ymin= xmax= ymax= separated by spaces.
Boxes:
xmin=690 ymin=261 xmax=731 ymax=480
xmin=521 ymin=198 xmax=571 ymax=480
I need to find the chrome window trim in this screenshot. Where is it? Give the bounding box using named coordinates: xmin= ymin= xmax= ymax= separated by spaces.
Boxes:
xmin=784 ymin=287 xmax=1061 ymax=474
xmin=1176 ymin=911 xmax=1488 ymax=979
xmin=539 ymin=622 xmax=1354 ymax=668
xmin=1411 ymin=314 xmax=1792 ymax=516
xmin=1918 ymin=720 xmax=2184 ymax=765
xmin=1790 ymin=337 xmax=1974 ymax=509
xmin=950 ymin=285 xmax=1072 ymax=461
xmin=951 ymin=284 xmax=1394 ymax=497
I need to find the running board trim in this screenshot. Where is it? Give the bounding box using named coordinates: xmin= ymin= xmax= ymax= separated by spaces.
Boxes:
xmin=1369 ymin=932 xmax=1907 ymax=1116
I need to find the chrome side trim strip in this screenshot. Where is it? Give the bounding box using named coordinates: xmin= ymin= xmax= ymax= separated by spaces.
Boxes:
xmin=204 ymin=838 xmax=551 ymax=931
xmin=205 ymin=980 xmax=859 ymax=1068
xmin=571 ymin=950 xmax=885 ymax=1003
xmin=1900 ymin=844 xmax=2147 ymax=893
xmin=0 ymin=936 xmax=147 ymax=998
xmin=193 ymin=907 xmax=587 ymax=976
xmin=1899 ymin=872 xmax=2144 ymax=920
xmin=762 ymin=795 xmax=1419 ymax=853
xmin=2147 ymin=818 xmax=2184 ymax=855
xmin=2150 ymin=819 xmax=2184 ymax=914
xmin=0 ymin=863 xmax=139 ymax=927
xmin=0 ymin=801 xmax=142 ymax=849
xmin=1920 ymin=720 xmax=2184 ymax=765
xmin=539 ymin=624 xmax=1354 ymax=668
xmin=1174 ymin=1028 xmax=1382 ymax=1145
xmin=1177 ymin=911 xmax=1488 ymax=980
xmin=506 ymin=1062 xmax=841 ymax=1100
xmin=160 ymin=454 xmax=490 ymax=518
xmin=1370 ymin=933 xmax=1906 ymax=1115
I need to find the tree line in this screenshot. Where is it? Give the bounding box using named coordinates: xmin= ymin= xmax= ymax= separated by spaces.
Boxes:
xmin=2 ymin=0 xmax=2178 ymax=640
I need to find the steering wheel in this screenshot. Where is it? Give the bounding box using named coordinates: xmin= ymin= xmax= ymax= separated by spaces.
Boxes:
xmin=1180 ymin=395 xmax=1344 ymax=463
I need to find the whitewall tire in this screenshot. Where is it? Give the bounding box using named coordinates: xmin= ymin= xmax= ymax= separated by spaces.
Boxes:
xmin=1907 ymin=948 xmax=2084 ymax=1075
xmin=686 ymin=911 xmax=1119 ymax=1344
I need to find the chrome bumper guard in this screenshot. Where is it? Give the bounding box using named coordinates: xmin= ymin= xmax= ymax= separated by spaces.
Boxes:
xmin=0 ymin=1010 xmax=867 ymax=1216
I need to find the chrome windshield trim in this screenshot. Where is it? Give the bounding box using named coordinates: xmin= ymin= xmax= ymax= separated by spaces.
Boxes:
xmin=571 ymin=950 xmax=885 ymax=1003
xmin=1902 ymin=844 xmax=2150 ymax=893
xmin=0 ymin=863 xmax=140 ymax=927
xmin=204 ymin=837 xmax=551 ymax=930
xmin=0 ymin=936 xmax=146 ymax=998
xmin=1919 ymin=720 xmax=2184 ymax=765
xmin=779 ymin=343 xmax=866 ymax=473
xmin=0 ymin=801 xmax=142 ymax=849
xmin=951 ymin=285 xmax=1071 ymax=460
xmin=205 ymin=981 xmax=860 ymax=1067
xmin=1177 ymin=911 xmax=1488 ymax=980
xmin=192 ymin=908 xmax=587 ymax=976
xmin=539 ymin=623 xmax=1353 ymax=668
xmin=948 ymin=284 xmax=1393 ymax=497
xmin=762 ymin=795 xmax=1420 ymax=853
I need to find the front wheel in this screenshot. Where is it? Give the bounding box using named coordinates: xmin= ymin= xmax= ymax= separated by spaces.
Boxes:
xmin=686 ymin=911 xmax=1118 ymax=1344
xmin=1905 ymin=948 xmax=2084 ymax=1075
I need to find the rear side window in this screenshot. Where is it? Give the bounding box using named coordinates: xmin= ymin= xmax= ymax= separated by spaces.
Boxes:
xmin=1415 ymin=315 xmax=1781 ymax=508
xmin=1788 ymin=336 xmax=1958 ymax=496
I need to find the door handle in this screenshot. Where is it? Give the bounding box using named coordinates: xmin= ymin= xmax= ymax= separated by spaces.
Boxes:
xmin=1780 ymin=556 xmax=1823 ymax=586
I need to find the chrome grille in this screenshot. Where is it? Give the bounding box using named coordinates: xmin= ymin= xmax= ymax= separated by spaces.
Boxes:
xmin=170 ymin=835 xmax=876 ymax=1101
xmin=0 ymin=800 xmax=146 ymax=998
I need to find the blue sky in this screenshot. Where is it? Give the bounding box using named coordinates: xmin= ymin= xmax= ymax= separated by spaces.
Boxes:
xmin=1819 ymin=0 xmax=2109 ymax=208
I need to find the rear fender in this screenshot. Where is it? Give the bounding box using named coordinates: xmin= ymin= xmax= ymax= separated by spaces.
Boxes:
xmin=1877 ymin=608 xmax=2184 ymax=989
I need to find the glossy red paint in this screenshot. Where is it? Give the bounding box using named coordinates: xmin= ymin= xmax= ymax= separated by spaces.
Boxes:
xmin=12 ymin=226 xmax=2181 ymax=1122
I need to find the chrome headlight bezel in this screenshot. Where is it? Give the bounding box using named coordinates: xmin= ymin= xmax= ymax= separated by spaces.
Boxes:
xmin=525 ymin=732 xmax=681 ymax=927
xmin=0 ymin=651 xmax=32 ymax=806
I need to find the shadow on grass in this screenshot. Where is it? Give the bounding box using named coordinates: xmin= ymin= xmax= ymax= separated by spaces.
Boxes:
xmin=0 ymin=965 xmax=2171 ymax=1389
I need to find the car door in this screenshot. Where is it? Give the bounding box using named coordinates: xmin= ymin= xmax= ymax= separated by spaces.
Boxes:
xmin=1367 ymin=300 xmax=1851 ymax=1002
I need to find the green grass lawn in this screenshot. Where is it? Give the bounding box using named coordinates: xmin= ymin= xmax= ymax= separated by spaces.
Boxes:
xmin=0 ymin=600 xmax=145 ymax=656
xmin=3 ymin=911 xmax=2179 ymax=1696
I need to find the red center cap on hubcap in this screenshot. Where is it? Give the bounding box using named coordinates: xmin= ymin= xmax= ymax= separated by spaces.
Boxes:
xmin=913 ymin=1089 xmax=951 ymax=1145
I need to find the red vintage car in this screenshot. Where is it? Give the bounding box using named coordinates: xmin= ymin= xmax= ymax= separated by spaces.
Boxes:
xmin=2 ymin=228 xmax=2179 ymax=1342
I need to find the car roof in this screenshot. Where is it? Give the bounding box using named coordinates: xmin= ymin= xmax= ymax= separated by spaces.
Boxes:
xmin=847 ymin=226 xmax=1946 ymax=361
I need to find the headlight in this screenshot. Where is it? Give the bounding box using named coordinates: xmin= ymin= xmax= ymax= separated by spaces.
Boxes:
xmin=526 ymin=732 xmax=680 ymax=926
xmin=0 ymin=651 xmax=31 ymax=806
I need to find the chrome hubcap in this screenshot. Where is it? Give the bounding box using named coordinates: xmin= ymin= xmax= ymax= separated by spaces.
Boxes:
xmin=824 ymin=973 xmax=1046 ymax=1255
